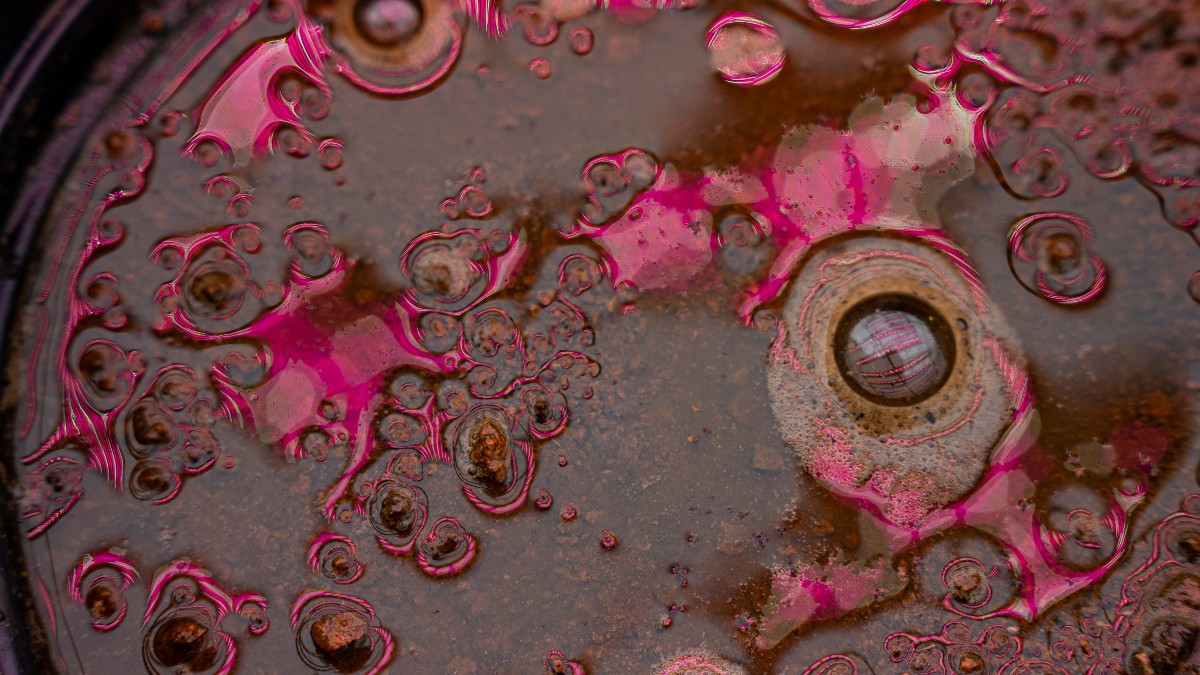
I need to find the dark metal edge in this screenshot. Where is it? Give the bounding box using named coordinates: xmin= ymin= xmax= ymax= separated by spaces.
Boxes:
xmin=0 ymin=1 xmax=168 ymax=672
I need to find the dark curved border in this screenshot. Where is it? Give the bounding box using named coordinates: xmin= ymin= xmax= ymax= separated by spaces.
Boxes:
xmin=0 ymin=1 xmax=143 ymax=672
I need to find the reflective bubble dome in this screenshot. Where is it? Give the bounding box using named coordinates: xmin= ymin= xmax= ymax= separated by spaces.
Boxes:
xmin=834 ymin=295 xmax=955 ymax=406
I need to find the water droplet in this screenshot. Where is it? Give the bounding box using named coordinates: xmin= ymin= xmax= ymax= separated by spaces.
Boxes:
xmin=301 ymin=88 xmax=330 ymax=121
xmin=1189 ymin=271 xmax=1200 ymax=303
xmin=560 ymin=503 xmax=577 ymax=521
xmin=158 ymin=111 xmax=181 ymax=138
xmin=1008 ymin=213 xmax=1106 ymax=304
xmin=514 ymin=2 xmax=559 ymax=45
xmin=318 ymin=138 xmax=344 ymax=170
xmin=529 ymin=58 xmax=552 ymax=79
xmin=192 ymin=139 xmax=226 ymax=168
xmin=301 ymin=428 xmax=332 ymax=461
xmin=705 ymin=12 xmax=785 ymax=87
xmin=600 ymin=530 xmax=618 ymax=549
xmin=284 ymin=224 xmax=335 ymax=278
xmin=568 ymin=27 xmax=593 ymax=55
xmin=355 ymin=0 xmax=423 ymax=46
xmin=184 ymin=256 xmax=248 ymax=319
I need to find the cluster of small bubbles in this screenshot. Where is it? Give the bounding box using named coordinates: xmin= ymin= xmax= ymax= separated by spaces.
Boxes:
xmin=568 ymin=27 xmax=593 ymax=55
xmin=529 ymin=58 xmax=553 ymax=79
xmin=560 ymin=503 xmax=577 ymax=521
xmin=705 ymin=12 xmax=785 ymax=87
xmin=535 ymin=488 xmax=554 ymax=509
xmin=599 ymin=530 xmax=618 ymax=550
xmin=928 ymin=2 xmax=1200 ymax=227
xmin=123 ymin=366 xmax=223 ymax=501
xmin=660 ymin=603 xmax=684 ymax=629
xmin=670 ymin=562 xmax=689 ymax=587
xmin=440 ymin=184 xmax=492 ymax=219
xmin=579 ymin=149 xmax=658 ymax=225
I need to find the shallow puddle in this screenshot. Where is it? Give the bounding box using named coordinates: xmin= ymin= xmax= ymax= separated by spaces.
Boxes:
xmin=3 ymin=0 xmax=1200 ymax=672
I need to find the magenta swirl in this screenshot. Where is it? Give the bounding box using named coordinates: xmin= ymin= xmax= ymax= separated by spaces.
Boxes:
xmin=308 ymin=532 xmax=365 ymax=585
xmin=68 ymin=549 xmax=139 ymax=631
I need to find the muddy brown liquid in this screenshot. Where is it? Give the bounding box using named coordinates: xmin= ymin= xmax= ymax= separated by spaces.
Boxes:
xmin=4 ymin=1 xmax=1200 ymax=673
